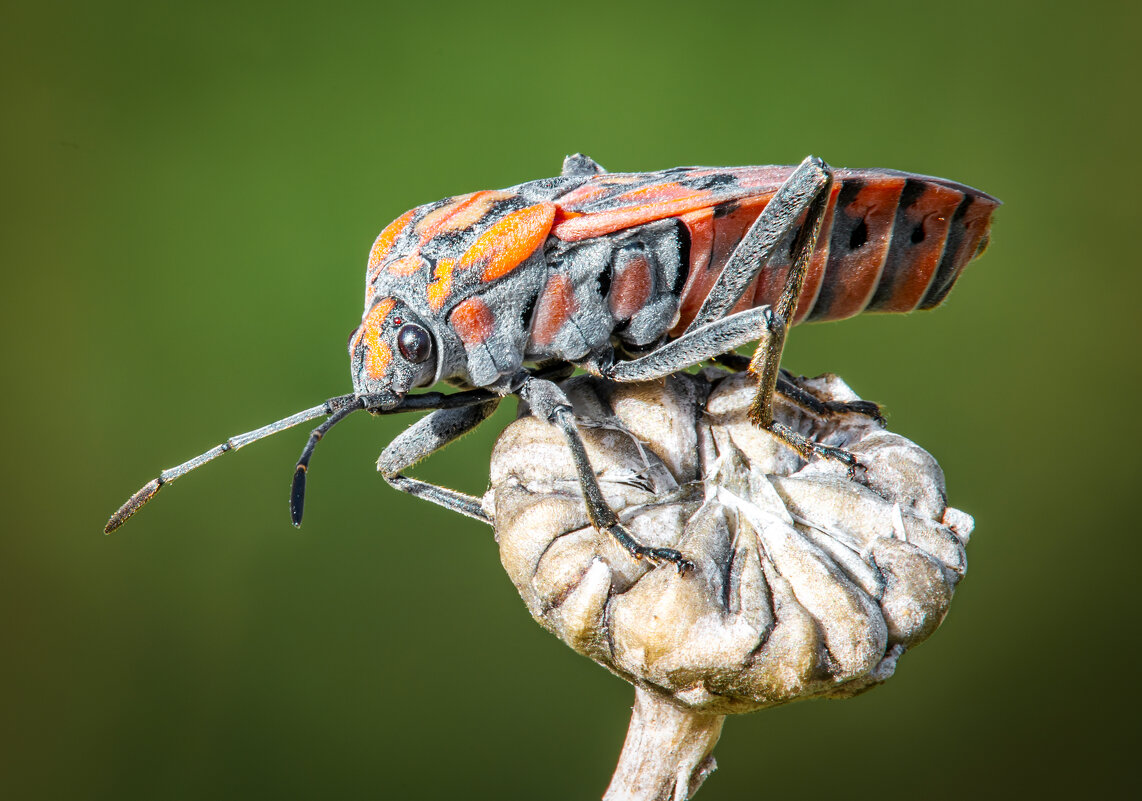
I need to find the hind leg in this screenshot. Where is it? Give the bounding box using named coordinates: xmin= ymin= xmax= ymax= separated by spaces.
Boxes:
xmin=684 ymin=156 xmax=833 ymax=332
xmin=734 ymin=163 xmax=865 ymax=473
xmin=595 ymin=157 xmax=862 ymax=473
xmin=679 ymin=156 xmax=862 ymax=473
xmin=713 ymin=355 xmax=885 ymax=425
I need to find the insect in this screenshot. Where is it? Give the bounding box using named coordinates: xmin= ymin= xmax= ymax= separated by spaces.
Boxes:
xmin=106 ymin=154 xmax=999 ymax=573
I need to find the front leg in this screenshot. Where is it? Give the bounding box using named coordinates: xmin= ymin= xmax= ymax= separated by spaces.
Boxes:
xmin=291 ymin=385 xmax=503 ymax=526
xmin=515 ymin=375 xmax=694 ymax=574
xmin=376 ymin=399 xmax=502 ymax=524
xmin=371 ymin=364 xmax=579 ymax=524
xmin=686 ymin=157 xmax=859 ymax=475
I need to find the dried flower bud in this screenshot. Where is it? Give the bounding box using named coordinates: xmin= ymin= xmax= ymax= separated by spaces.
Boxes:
xmin=487 ymin=370 xmax=971 ymax=714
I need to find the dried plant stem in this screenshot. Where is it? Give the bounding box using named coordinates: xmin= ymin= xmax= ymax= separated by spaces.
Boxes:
xmin=604 ymin=687 xmax=726 ymax=801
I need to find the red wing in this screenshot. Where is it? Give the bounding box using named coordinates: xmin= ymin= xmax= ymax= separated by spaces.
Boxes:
xmin=553 ymin=166 xmax=796 ymax=242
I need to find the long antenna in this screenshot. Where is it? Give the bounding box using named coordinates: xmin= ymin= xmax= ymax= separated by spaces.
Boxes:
xmin=104 ymin=393 xmax=358 ymax=534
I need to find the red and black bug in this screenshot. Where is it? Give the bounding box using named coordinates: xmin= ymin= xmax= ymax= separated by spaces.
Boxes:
xmin=106 ymin=154 xmax=999 ymax=572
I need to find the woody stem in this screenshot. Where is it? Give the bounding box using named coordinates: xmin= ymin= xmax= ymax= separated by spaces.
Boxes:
xmin=603 ymin=686 xmax=726 ymax=801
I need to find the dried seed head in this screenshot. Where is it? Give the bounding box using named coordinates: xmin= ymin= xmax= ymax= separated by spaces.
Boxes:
xmin=487 ymin=370 xmax=971 ymax=714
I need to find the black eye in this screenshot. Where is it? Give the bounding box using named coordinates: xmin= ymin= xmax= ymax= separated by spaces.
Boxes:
xmin=397 ymin=324 xmax=432 ymax=363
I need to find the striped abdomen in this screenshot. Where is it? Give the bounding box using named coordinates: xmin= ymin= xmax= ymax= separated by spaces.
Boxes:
xmin=670 ymin=169 xmax=1000 ymax=332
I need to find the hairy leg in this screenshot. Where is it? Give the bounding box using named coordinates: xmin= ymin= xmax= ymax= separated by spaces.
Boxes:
xmin=515 ymin=374 xmax=694 ymax=574
xmin=376 ymin=399 xmax=503 ymax=523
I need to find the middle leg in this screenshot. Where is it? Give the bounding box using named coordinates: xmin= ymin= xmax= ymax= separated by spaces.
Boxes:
xmin=515 ymin=374 xmax=694 ymax=574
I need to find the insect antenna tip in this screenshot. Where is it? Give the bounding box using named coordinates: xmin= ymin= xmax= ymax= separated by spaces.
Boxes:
xmin=290 ymin=465 xmax=307 ymax=527
xmin=104 ymin=478 xmax=163 ymax=534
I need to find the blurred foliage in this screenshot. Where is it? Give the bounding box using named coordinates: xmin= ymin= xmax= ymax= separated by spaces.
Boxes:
xmin=2 ymin=0 xmax=1139 ymax=798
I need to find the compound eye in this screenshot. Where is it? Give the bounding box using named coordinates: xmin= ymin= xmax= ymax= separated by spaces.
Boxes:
xmin=397 ymin=323 xmax=432 ymax=363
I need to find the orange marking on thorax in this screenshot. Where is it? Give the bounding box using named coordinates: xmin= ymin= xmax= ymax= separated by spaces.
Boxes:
xmin=530 ymin=273 xmax=577 ymax=347
xmin=386 ymin=255 xmax=426 ymax=276
xmin=426 ymin=259 xmax=455 ymax=312
xmin=361 ymin=298 xmax=396 ymax=380
xmin=416 ymin=190 xmax=516 ymax=243
xmin=458 ymin=203 xmax=556 ymax=282
xmin=371 ymin=191 xmax=517 ymax=286
xmin=367 ymin=209 xmax=416 ymax=284
xmin=437 ymin=190 xmax=515 ymax=234
xmin=450 ymin=296 xmax=495 ymax=346
xmin=415 ymin=193 xmax=476 ymax=238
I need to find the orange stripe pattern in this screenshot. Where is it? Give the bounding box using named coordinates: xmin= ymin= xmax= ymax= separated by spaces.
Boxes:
xmin=459 ymin=203 xmax=556 ymax=282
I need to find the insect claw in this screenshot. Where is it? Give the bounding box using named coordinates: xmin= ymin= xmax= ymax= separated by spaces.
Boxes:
xmin=643 ymin=546 xmax=695 ymax=575
xmin=661 ymin=550 xmax=696 ymax=575
xmin=826 ymin=399 xmax=886 ymax=426
xmin=603 ymin=522 xmax=693 ymax=574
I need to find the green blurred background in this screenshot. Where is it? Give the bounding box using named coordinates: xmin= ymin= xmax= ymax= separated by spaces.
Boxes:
xmin=3 ymin=0 xmax=1139 ymax=797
